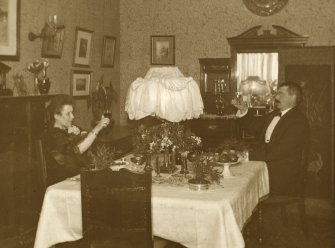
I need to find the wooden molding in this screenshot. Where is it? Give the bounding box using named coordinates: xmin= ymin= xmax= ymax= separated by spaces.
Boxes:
xmin=227 ymin=25 xmax=309 ymax=49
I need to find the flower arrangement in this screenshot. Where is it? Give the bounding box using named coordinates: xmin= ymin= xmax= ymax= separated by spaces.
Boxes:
xmin=27 ymin=58 xmax=49 ymax=78
xmin=132 ymin=122 xmax=202 ymax=155
xmin=87 ymin=144 xmax=115 ymax=170
xmin=187 ymin=151 xmax=222 ymax=184
xmin=27 ymin=58 xmax=51 ymax=94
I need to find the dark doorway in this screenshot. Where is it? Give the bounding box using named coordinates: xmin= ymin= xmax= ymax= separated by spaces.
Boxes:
xmin=285 ymin=64 xmax=332 ymax=199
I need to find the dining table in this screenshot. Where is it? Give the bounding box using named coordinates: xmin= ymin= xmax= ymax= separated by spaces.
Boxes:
xmin=34 ymin=157 xmax=269 ymax=248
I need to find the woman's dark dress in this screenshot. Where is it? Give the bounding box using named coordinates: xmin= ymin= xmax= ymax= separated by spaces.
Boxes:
xmin=44 ymin=127 xmax=88 ymax=185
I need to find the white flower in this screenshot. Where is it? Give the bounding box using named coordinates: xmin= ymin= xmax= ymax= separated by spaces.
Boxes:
xmin=161 ymin=136 xmax=172 ymax=149
xmin=27 ymin=58 xmax=49 ymax=76
xmin=149 ymin=141 xmax=156 ymax=151
xmin=68 ymin=125 xmax=81 ymax=135
xmin=191 ymin=136 xmax=202 ymax=145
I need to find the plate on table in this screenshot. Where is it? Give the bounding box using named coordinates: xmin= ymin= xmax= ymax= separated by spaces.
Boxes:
xmin=110 ymin=160 xmax=129 ymax=171
xmin=112 ymin=160 xmax=129 ymax=166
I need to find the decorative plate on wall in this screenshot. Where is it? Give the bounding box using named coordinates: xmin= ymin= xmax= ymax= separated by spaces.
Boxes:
xmin=243 ymin=0 xmax=288 ymax=16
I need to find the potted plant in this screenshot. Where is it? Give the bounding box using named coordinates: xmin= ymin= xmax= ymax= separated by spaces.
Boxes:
xmin=187 ymin=151 xmax=221 ymax=191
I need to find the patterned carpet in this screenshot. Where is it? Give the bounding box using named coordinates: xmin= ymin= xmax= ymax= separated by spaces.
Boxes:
xmin=244 ymin=202 xmax=335 ymax=248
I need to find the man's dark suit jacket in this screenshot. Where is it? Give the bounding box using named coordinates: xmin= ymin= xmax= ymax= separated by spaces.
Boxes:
xmin=238 ymin=107 xmax=309 ymax=195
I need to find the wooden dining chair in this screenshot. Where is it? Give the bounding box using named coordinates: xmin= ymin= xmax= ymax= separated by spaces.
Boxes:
xmin=35 ymin=139 xmax=47 ymax=193
xmin=80 ymin=168 xmax=153 ymax=248
xmin=257 ymin=152 xmax=309 ymax=244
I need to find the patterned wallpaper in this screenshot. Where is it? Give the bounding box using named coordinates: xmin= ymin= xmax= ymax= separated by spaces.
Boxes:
xmin=4 ymin=0 xmax=120 ymax=130
xmin=3 ymin=0 xmax=334 ymax=128
xmin=119 ymin=0 xmax=335 ymax=125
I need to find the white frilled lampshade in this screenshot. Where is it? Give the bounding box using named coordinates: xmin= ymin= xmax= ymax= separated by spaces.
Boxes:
xmin=239 ymin=76 xmax=270 ymax=96
xmin=125 ymin=67 xmax=204 ymax=122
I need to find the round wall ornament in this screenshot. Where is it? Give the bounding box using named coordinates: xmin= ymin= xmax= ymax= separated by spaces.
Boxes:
xmin=243 ymin=0 xmax=288 ymax=16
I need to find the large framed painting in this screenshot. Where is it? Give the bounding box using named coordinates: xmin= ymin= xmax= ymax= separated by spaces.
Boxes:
xmin=101 ymin=35 xmax=116 ymax=67
xmin=71 ymin=70 xmax=92 ymax=97
xmin=73 ymin=27 xmax=93 ymax=67
xmin=151 ymin=35 xmax=175 ymax=65
xmin=0 ymin=0 xmax=20 ymax=60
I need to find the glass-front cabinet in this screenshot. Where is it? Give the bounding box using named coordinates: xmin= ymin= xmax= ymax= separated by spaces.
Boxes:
xmin=198 ymin=58 xmax=234 ymax=115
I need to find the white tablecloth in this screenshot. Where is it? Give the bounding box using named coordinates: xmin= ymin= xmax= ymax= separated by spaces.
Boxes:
xmin=34 ymin=161 xmax=269 ymax=248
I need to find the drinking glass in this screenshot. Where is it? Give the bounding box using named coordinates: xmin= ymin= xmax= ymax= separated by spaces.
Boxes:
xmin=155 ymin=155 xmax=161 ymax=177
xmin=103 ymin=111 xmax=112 ymax=119
xmin=240 ymin=149 xmax=249 ymax=162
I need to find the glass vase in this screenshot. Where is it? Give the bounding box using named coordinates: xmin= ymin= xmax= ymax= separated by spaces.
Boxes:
xmin=37 ymin=77 xmax=51 ymax=94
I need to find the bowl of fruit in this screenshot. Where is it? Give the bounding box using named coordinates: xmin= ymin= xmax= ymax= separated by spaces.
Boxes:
xmin=216 ymin=150 xmax=241 ymax=178
xmin=216 ymin=149 xmax=240 ymax=166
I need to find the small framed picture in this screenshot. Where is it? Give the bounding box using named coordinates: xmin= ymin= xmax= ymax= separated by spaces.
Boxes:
xmin=101 ymin=36 xmax=116 ymax=67
xmin=73 ymin=27 xmax=93 ymax=67
xmin=41 ymin=28 xmax=65 ymax=58
xmin=151 ymin=35 xmax=175 ymax=65
xmin=71 ymin=70 xmax=92 ymax=97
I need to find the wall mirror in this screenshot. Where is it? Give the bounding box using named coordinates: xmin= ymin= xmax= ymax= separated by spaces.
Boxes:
xmin=228 ymin=25 xmax=335 ymax=201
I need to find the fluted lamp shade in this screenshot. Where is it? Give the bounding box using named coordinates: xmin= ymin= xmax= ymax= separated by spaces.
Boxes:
xmin=239 ymin=76 xmax=270 ymax=96
xmin=125 ymin=67 xmax=204 ymax=122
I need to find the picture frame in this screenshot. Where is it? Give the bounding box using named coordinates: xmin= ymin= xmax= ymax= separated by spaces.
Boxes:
xmin=151 ymin=35 xmax=175 ymax=65
xmin=73 ymin=27 xmax=93 ymax=67
xmin=41 ymin=28 xmax=65 ymax=58
xmin=0 ymin=0 xmax=20 ymax=61
xmin=71 ymin=70 xmax=92 ymax=97
xmin=101 ymin=36 xmax=116 ymax=67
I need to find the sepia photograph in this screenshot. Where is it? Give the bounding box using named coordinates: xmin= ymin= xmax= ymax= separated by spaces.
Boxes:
xmin=151 ymin=35 xmax=175 ymax=65
xmin=101 ymin=35 xmax=116 ymax=67
xmin=71 ymin=70 xmax=91 ymax=96
xmin=73 ymin=27 xmax=93 ymax=67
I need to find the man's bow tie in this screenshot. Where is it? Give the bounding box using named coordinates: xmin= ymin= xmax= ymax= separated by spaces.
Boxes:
xmin=275 ymin=111 xmax=282 ymax=117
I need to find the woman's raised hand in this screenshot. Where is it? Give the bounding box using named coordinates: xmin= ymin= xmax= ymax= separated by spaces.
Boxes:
xmin=99 ymin=116 xmax=110 ymax=128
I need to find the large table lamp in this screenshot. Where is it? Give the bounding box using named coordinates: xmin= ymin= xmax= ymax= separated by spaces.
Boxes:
xmin=239 ymin=76 xmax=270 ymax=106
xmin=125 ymin=67 xmax=204 ymax=123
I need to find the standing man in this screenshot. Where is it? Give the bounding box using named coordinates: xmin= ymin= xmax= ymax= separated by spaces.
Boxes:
xmin=235 ymin=82 xmax=309 ymax=195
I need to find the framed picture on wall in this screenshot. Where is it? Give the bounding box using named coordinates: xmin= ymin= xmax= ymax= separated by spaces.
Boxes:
xmin=0 ymin=0 xmax=20 ymax=60
xmin=101 ymin=36 xmax=116 ymax=67
xmin=73 ymin=27 xmax=93 ymax=67
xmin=151 ymin=35 xmax=175 ymax=65
xmin=41 ymin=28 xmax=65 ymax=58
xmin=71 ymin=70 xmax=92 ymax=97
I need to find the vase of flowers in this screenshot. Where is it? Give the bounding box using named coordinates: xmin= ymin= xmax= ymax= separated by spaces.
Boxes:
xmin=132 ymin=122 xmax=202 ymax=173
xmin=27 ymin=58 xmax=50 ymax=95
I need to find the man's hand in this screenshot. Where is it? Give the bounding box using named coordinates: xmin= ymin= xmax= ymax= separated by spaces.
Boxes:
xmin=232 ymin=103 xmax=248 ymax=115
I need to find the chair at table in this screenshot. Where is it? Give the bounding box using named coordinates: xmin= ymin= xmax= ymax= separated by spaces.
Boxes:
xmin=35 ymin=139 xmax=47 ymax=193
xmin=257 ymin=152 xmax=309 ymax=244
xmin=80 ymin=168 xmax=153 ymax=248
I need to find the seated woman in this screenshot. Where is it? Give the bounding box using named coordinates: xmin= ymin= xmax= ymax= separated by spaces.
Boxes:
xmin=44 ymin=94 xmax=110 ymax=185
